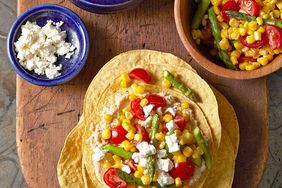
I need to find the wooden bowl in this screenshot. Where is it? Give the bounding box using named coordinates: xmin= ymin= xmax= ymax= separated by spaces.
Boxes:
xmin=174 ymin=0 xmax=282 ymax=79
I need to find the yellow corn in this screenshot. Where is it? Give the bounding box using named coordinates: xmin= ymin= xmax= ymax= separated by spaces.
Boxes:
xmin=274 ymin=49 xmax=281 ymax=54
xmin=125 ymin=112 xmax=133 ymax=120
xmin=104 ymin=114 xmax=113 ymax=123
xmin=254 ymin=31 xmax=261 ymax=41
xmin=134 ymin=170 xmax=143 ymax=178
xmin=182 ymin=130 xmax=194 ymax=144
xmin=158 ymin=141 xmax=166 ymax=149
xmin=102 ymin=128 xmax=111 ymax=140
xmin=214 ymin=6 xmax=221 ymax=15
xmin=239 ymin=28 xmax=247 ymax=36
xmin=257 ymin=27 xmax=265 ymax=33
xmin=121 ymin=72 xmax=128 ymax=81
xmin=140 ymin=98 xmax=149 ymax=107
xmin=141 ymin=174 xmax=151 ymax=185
xmin=277 ymin=1 xmax=282 ymax=9
xmin=122 ymin=107 xmax=130 ymax=114
xmin=259 ymin=48 xmax=268 ymax=56
xmin=124 ymin=142 xmax=135 ymax=152
xmin=112 ymin=119 xmax=120 ymax=126
xmin=234 ymin=41 xmax=243 ymax=50
xmin=119 ymin=114 xmax=126 ymax=121
xmin=182 ymin=113 xmax=190 ymax=122
xmin=230 ymin=50 xmax=241 ymax=58
xmin=229 ymin=18 xmax=239 ymax=27
xmin=257 ymin=57 xmax=269 ymax=66
xmin=221 ymin=29 xmax=228 ymax=39
xmin=153 ymin=171 xmax=159 ymax=182
xmin=162 ymin=80 xmax=171 ymax=88
xmin=174 ymin=153 xmax=186 ymax=163
xmin=131 ymin=83 xmax=138 ymax=90
xmin=134 ymin=133 xmax=143 ymax=142
xmin=211 ymin=0 xmax=222 ymax=7
xmin=130 ymin=147 xmax=137 ymax=153
xmin=245 ymin=63 xmax=260 ymax=71
xmin=129 ymin=94 xmax=136 ymax=101
xmin=120 ymin=80 xmax=128 ymax=88
xmin=135 ymin=86 xmax=144 ymax=94
xmin=137 ymin=165 xmax=145 ymax=173
xmin=217 ymin=15 xmax=224 ymax=22
xmin=256 ymin=17 xmax=263 ymax=25
xmin=113 ymin=155 xmax=122 ymax=163
xmin=103 ymin=160 xmax=112 ymax=169
xmin=239 ymin=62 xmax=249 ymax=70
xmin=126 ymin=131 xmax=135 ymax=140
xmin=246 ymin=35 xmax=255 ymax=44
xmin=155 ymin=133 xmax=165 ymax=141
xmin=229 ymin=28 xmax=240 ymax=40
xmin=219 ymin=38 xmax=230 ymax=50
xmin=181 ymin=102 xmax=189 ymax=109
xmin=220 ymin=22 xmax=229 ymax=29
xmin=266 ymin=54 xmax=273 ymax=61
xmin=163 ymin=113 xmax=173 ymax=122
xmin=191 ymin=29 xmax=202 ymax=40
xmin=175 ymin=177 xmax=182 ymax=187
xmin=230 ymin=57 xmax=238 ymax=65
xmin=183 ymin=146 xmax=193 ymax=157
xmin=272 ymin=10 xmax=280 ymax=18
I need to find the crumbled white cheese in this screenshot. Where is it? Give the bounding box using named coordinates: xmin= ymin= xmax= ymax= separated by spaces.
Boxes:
xmin=157 ymin=149 xmax=168 ymax=158
xmin=14 ymin=20 xmax=76 ymax=79
xmin=141 ymin=116 xmax=152 ymax=128
xmin=93 ymin=147 xmax=106 ymax=162
xmin=165 ymin=107 xmax=176 ymax=117
xmin=143 ymin=104 xmax=154 ymax=118
xmin=157 ymin=171 xmax=175 ymax=187
xmin=156 ymin=158 xmax=173 ymax=172
xmin=165 ymin=133 xmax=180 ymax=153
xmin=132 ymin=152 xmax=148 ymax=167
xmin=136 ymin=142 xmax=156 ymax=155
xmin=121 ymin=165 xmax=131 ymax=174
xmin=166 ymin=120 xmax=178 ymax=132
xmin=156 ymin=107 xmax=163 ymax=115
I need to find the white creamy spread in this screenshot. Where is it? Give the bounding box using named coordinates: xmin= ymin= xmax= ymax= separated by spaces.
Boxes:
xmin=93 ymin=146 xmax=106 ymax=162
xmin=14 ymin=20 xmax=76 ymax=79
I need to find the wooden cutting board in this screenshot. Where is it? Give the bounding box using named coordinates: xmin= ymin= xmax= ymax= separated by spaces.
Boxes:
xmin=16 ymin=0 xmax=269 ymax=188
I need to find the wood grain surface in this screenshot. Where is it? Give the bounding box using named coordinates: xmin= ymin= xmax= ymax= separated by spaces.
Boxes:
xmin=16 ymin=0 xmax=268 ymax=188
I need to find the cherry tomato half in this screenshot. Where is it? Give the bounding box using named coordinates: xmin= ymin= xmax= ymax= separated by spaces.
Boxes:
xmin=136 ymin=124 xmax=150 ymax=142
xmin=129 ymin=68 xmax=151 ymax=84
xmin=162 ymin=121 xmax=168 ymax=133
xmin=174 ymin=114 xmax=186 ymax=131
xmin=265 ymin=25 xmax=282 ymax=50
xmin=239 ymin=36 xmax=265 ymax=48
xmin=146 ymin=94 xmax=167 ymax=108
xmin=221 ymin=1 xmax=240 ymax=22
xmin=238 ymin=56 xmax=257 ymax=63
xmin=109 ymin=126 xmax=128 ymax=144
xmin=130 ymin=98 xmax=145 ymax=120
xmin=103 ymin=168 xmax=127 ymax=188
xmin=239 ymin=0 xmax=260 ymax=16
xmin=169 ymin=162 xmax=195 ymax=180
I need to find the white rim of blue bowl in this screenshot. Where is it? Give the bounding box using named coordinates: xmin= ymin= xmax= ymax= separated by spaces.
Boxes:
xmin=7 ymin=4 xmax=89 ymax=86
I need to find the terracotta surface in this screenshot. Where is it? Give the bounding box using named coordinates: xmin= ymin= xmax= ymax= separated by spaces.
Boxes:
xmin=16 ymin=0 xmax=269 ymax=188
xmin=174 ymin=0 xmax=282 ymax=80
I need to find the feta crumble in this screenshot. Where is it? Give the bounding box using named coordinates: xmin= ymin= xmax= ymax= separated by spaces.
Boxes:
xmin=136 ymin=142 xmax=156 ymax=155
xmin=156 ymin=158 xmax=173 ymax=172
xmin=166 ymin=120 xmax=178 ymax=132
xmin=93 ymin=146 xmax=106 ymax=162
xmin=165 ymin=133 xmax=180 ymax=153
xmin=121 ymin=165 xmax=131 ymax=174
xmin=14 ymin=20 xmax=76 ymax=79
xmin=143 ymin=104 xmax=154 ymax=118
xmin=157 ymin=149 xmax=168 ymax=158
xmin=157 ymin=171 xmax=175 ymax=187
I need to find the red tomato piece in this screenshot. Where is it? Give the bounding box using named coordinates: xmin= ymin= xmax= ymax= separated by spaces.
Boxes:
xmin=238 ymin=56 xmax=257 ymax=63
xmin=124 ymin=159 xmax=137 ymax=172
xmin=265 ymin=25 xmax=282 ymax=50
xmin=174 ymin=114 xmax=186 ymax=131
xmin=129 ymin=68 xmax=151 ymax=84
xmin=169 ymin=162 xmax=195 ymax=180
xmin=103 ymin=168 xmax=127 ymax=188
xmin=136 ymin=124 xmax=150 ymax=142
xmin=239 ymin=0 xmax=260 ymax=16
xmin=146 ymin=94 xmax=167 ymax=108
xmin=162 ymin=121 xmax=168 ymax=133
xmin=109 ymin=126 xmax=128 ymax=144
xmin=130 ymin=98 xmax=145 ymax=120
xmin=239 ymin=36 xmax=265 ymax=48
xmin=221 ymin=1 xmax=240 ymax=22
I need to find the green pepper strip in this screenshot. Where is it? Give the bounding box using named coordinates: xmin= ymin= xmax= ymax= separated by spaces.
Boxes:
xmin=208 ymin=8 xmax=237 ymax=70
xmin=151 ymin=114 xmax=160 ymax=147
xmin=102 ymin=144 xmax=133 ymax=159
xmin=162 ymin=70 xmax=197 ymax=101
xmin=190 ymin=157 xmax=202 ymax=167
xmin=192 ymin=0 xmax=211 ymax=29
xmin=193 ymin=127 xmax=212 ymax=169
xmin=225 ymin=10 xmax=282 ymax=29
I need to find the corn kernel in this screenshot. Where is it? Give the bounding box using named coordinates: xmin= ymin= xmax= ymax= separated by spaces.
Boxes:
xmin=135 ymin=86 xmax=144 ymax=94
xmin=254 ymin=31 xmax=261 ymax=41
xmin=134 ymin=170 xmax=143 ymax=178
xmin=140 ymin=98 xmax=149 ymax=107
xmin=182 ymin=130 xmax=194 ymax=144
xmin=221 ymin=29 xmax=228 ymax=39
xmin=158 ymin=141 xmax=166 ymax=149
xmin=245 ymin=63 xmax=260 ymax=71
xmin=153 ymin=171 xmax=159 ymax=182
xmin=242 ymin=46 xmax=249 ymax=52
xmin=102 ymin=128 xmax=111 ymax=140
xmin=155 ymin=133 xmax=165 ymax=141
xmin=121 ymin=72 xmax=128 ymax=81
xmin=256 ymin=17 xmax=263 ymax=25
xmin=231 ymin=56 xmax=238 ymax=65
xmin=230 ymin=50 xmax=241 ymax=58
xmin=137 ymin=165 xmax=145 ymax=173
xmin=274 ymin=49 xmax=281 ymax=54
xmin=104 ymin=114 xmax=113 ymax=123
xmin=277 ymin=1 xmax=282 ymax=9
xmin=234 ymin=41 xmax=243 ymax=50
xmin=239 ymin=28 xmax=247 ymax=36
xmin=103 ymin=160 xmax=112 ymax=169
xmin=246 ymin=35 xmax=255 ymax=44
xmin=123 ymin=118 xmax=131 ymax=124
xmin=141 ymin=174 xmax=151 ymax=185
xmin=126 ymin=131 xmax=135 ymax=140
xmin=175 ymin=177 xmax=182 ymax=187
xmin=113 ymin=155 xmax=122 ymax=163
xmin=122 ymin=107 xmax=130 ymax=114
xmin=217 ymin=15 xmax=224 ymax=22
xmin=212 ymin=0 xmax=222 ymax=7
xmin=183 ymin=146 xmax=193 ymax=157
xmin=163 ymin=113 xmax=173 ymax=122
xmin=124 ymin=142 xmax=135 ymax=152
xmin=181 ymin=102 xmax=189 ymax=109
xmin=130 ymin=147 xmax=137 ymax=153
xmin=229 ymin=18 xmax=239 ymax=27
xmin=257 ymin=57 xmax=269 ymax=66
xmin=131 ymin=83 xmax=138 ymax=90
xmin=220 ymin=22 xmax=229 ymax=29
xmin=229 ymin=28 xmax=240 ymax=40
xmin=125 ymin=112 xmax=133 ymax=120
xmin=182 ymin=113 xmax=190 ymax=121
xmin=174 ymin=129 xmax=182 ymax=137
xmin=174 ymin=154 xmax=186 ymax=163
xmin=272 ymin=10 xmax=280 ymax=18
xmin=266 ymin=54 xmax=273 ymax=61
xmin=129 ymin=94 xmax=136 ymax=101
xmin=112 ymin=163 xmax=122 ymax=169
xmin=122 ymin=122 xmax=130 ymax=130
xmin=134 ymin=133 xmax=143 ymax=142
xmin=120 ymin=80 xmax=128 ymax=88
xmin=239 ymin=62 xmax=249 ymax=70
xmin=219 ymin=38 xmax=230 ymax=50
xmin=162 ymin=80 xmax=171 ymax=88
xmin=214 ymin=6 xmax=221 ymax=15
xmin=119 ymin=114 xmax=126 ymax=121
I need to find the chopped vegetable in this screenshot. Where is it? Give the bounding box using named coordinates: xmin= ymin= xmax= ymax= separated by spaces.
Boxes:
xmin=193 ymin=127 xmax=212 ymax=168
xmin=146 ymin=94 xmax=167 ymax=108
xmin=148 ymin=156 xmax=156 ymax=181
xmin=130 ymin=98 xmax=145 ymax=120
xmin=239 ymin=0 xmax=260 ymax=16
xmin=136 ymin=124 xmax=150 ymax=142
xmin=104 ymin=168 xmax=128 ymax=188
xmin=208 ymin=7 xmax=237 ymax=70
xmin=169 ymin=162 xmax=195 ymax=179
xmin=220 ymin=1 xmax=240 ymax=22
xmin=103 ymin=144 xmax=133 ymax=159
xmin=162 ymin=70 xmax=197 ymax=101
xmin=151 ymin=114 xmax=160 ymax=147
xmin=129 ymin=68 xmax=151 ymax=83
xmin=239 ymin=36 xmax=266 ymax=48
xmin=109 ymin=126 xmax=128 ymax=144
xmin=265 ymin=25 xmax=282 ymax=50
xmin=192 ymin=0 xmax=211 ymax=29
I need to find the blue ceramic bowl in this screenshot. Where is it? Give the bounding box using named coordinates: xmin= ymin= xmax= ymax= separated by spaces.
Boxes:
xmin=7 ymin=4 xmax=89 ymax=86
xmin=70 ymin=0 xmax=143 ymax=14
